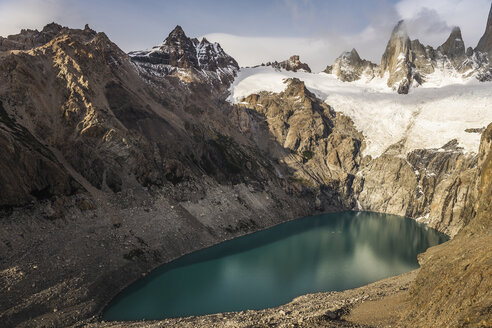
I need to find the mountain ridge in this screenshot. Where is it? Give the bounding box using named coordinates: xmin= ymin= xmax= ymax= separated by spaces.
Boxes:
xmin=326 ymin=15 xmax=492 ymax=93
xmin=332 ymin=6 xmax=492 ymax=93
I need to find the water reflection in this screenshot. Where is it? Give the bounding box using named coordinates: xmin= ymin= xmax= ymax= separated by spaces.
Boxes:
xmin=103 ymin=211 xmax=447 ymax=321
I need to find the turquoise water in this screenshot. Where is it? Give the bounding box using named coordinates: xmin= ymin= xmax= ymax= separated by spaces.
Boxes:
xmin=102 ymin=212 xmax=448 ymax=321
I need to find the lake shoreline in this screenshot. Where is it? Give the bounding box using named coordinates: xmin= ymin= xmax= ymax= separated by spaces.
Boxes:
xmin=90 ymin=267 xmax=420 ymax=327
xmin=102 ymin=212 xmax=446 ymax=321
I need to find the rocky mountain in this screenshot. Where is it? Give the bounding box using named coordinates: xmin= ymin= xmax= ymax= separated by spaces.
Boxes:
xmin=0 ymin=14 xmax=491 ymax=328
xmin=324 ymin=48 xmax=377 ymax=82
xmin=129 ymin=25 xmax=239 ymax=86
xmin=0 ymin=22 xmax=79 ymax=51
xmin=0 ymin=24 xmax=317 ymax=327
xmin=265 ymin=55 xmax=312 ymax=72
xmin=325 ymin=4 xmax=492 ymax=93
xmin=235 ymin=79 xmax=482 ymax=236
xmin=236 ymin=78 xmax=363 ymax=210
xmin=476 ymin=3 xmax=492 ymax=58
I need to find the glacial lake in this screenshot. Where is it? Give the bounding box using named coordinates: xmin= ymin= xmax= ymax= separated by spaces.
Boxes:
xmin=102 ymin=211 xmax=448 ymax=321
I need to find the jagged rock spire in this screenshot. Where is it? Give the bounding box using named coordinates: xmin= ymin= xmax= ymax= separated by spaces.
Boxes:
xmin=476 ymin=3 xmax=492 ymax=57
xmin=166 ymin=25 xmax=186 ymax=40
xmin=380 ymin=20 xmax=411 ymax=72
xmin=380 ymin=20 xmax=412 ymax=93
xmin=438 ymin=26 xmax=466 ymax=59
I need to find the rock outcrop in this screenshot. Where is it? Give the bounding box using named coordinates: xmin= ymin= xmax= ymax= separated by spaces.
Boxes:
xmin=265 ymin=55 xmax=312 ymax=73
xmin=324 ymin=48 xmax=377 ymax=82
xmin=236 ymin=78 xmax=363 ymax=210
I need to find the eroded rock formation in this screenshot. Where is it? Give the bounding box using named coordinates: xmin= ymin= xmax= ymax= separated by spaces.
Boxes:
xmin=265 ymin=55 xmax=312 ymax=73
xmin=236 ymin=78 xmax=363 ymax=210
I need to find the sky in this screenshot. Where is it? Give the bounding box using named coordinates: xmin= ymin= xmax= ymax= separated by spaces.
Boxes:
xmin=0 ymin=0 xmax=490 ymax=71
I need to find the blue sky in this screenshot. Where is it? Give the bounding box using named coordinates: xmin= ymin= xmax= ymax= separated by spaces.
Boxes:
xmin=0 ymin=0 xmax=490 ymax=70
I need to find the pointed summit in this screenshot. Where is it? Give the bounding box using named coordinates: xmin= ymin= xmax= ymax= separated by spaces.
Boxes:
xmin=167 ymin=25 xmax=186 ymax=38
xmin=381 ymin=20 xmax=411 ymax=69
xmin=438 ymin=26 xmax=465 ymax=59
xmin=340 ymin=48 xmax=362 ymax=62
xmin=325 ymin=48 xmax=376 ymax=82
xmin=129 ymin=25 xmax=238 ymax=83
xmin=380 ymin=20 xmax=412 ymax=93
xmin=475 ymin=3 xmax=492 ymax=57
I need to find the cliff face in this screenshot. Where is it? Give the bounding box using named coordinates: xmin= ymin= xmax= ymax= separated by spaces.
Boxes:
xmin=379 ymin=21 xmax=415 ymax=93
xmin=353 ymin=141 xmax=478 ymax=237
xmin=237 ymin=78 xmax=363 ymax=210
xmin=403 ymin=123 xmax=492 ymax=327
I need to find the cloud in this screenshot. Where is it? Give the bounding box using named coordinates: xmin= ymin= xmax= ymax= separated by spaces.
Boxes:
xmin=207 ymin=0 xmax=491 ymax=71
xmin=396 ymin=0 xmax=491 ymax=48
xmin=283 ymin=0 xmax=315 ymax=23
xmin=204 ymin=33 xmax=340 ymax=72
xmin=0 ymin=0 xmax=82 ymax=37
xmin=204 ymin=3 xmax=397 ymax=72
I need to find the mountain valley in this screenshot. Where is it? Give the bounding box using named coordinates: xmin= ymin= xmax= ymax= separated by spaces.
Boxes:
xmin=0 ymin=4 xmax=491 ymax=327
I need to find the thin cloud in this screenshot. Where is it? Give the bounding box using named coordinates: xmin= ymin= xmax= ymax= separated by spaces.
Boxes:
xmin=0 ymin=0 xmax=82 ymax=37
xmin=396 ymin=0 xmax=491 ymax=48
xmin=207 ymin=0 xmax=491 ymax=71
